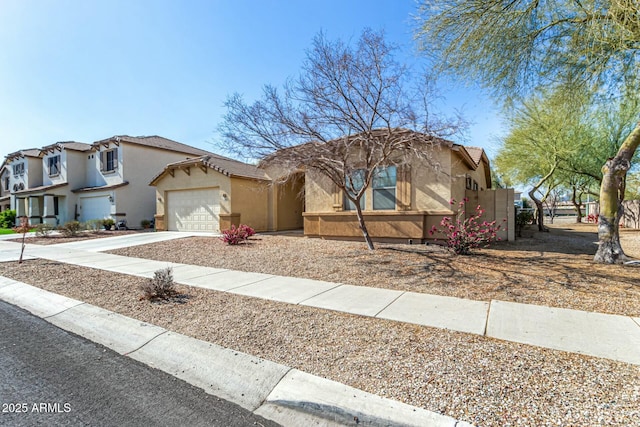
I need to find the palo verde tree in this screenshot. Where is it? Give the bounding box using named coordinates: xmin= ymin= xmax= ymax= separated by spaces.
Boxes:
xmin=494 ymin=90 xmax=582 ymax=231
xmin=219 ymin=29 xmax=462 ymax=250
xmin=416 ymin=0 xmax=640 ymax=263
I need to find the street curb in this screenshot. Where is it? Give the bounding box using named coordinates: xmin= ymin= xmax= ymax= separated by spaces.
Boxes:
xmin=0 ymin=278 xmax=473 ymax=427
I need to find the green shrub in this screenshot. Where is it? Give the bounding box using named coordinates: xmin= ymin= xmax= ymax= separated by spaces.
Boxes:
xmin=85 ymin=219 xmax=104 ymax=232
xmin=0 ymin=210 xmax=16 ymax=229
xmin=139 ymin=267 xmax=177 ymax=301
xmin=59 ymin=220 xmax=83 ymax=237
xmin=103 ymin=218 xmax=115 ymax=230
xmin=140 ymin=219 xmax=151 ymax=228
xmin=34 ymin=223 xmax=55 ymax=237
xmin=516 ymin=209 xmax=534 ymax=226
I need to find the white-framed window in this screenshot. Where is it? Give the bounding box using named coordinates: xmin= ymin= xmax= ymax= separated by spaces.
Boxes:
xmin=100 ymin=149 xmax=118 ymax=173
xmin=3 ymin=177 xmax=9 ymax=191
xmin=12 ymin=163 xmax=24 ymax=176
xmin=344 ymin=169 xmax=366 ymax=211
xmin=372 ymin=166 xmax=397 ymax=210
xmin=48 ymin=155 xmax=60 ymax=176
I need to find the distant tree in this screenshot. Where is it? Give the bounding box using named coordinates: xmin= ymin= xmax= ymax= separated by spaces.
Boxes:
xmin=626 ymin=170 xmax=640 ymax=200
xmin=416 ymin=0 xmax=640 ymax=263
xmin=494 ymin=90 xmax=578 ymax=231
xmin=219 ymin=29 xmax=463 ymax=250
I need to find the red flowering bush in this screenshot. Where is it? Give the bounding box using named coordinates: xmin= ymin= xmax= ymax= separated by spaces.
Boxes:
xmin=221 ymin=224 xmax=255 ymax=245
xmin=429 ymin=198 xmax=503 ymax=255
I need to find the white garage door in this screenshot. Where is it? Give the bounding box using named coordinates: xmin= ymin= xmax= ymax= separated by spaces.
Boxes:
xmin=167 ymin=188 xmax=219 ymax=232
xmin=80 ymin=195 xmax=111 ymax=222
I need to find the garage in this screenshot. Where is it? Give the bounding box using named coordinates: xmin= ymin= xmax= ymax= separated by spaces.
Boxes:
xmin=79 ymin=195 xmax=111 ymax=222
xmin=166 ymin=188 xmax=219 ymax=232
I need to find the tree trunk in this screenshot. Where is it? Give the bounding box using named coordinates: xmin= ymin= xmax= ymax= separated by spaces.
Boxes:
xmin=354 ymin=204 xmax=375 ymax=250
xmin=594 ymin=122 xmax=640 ymax=263
xmin=529 ymin=188 xmax=548 ymax=231
xmin=571 ymin=186 xmax=583 ymax=223
xmin=528 ymin=163 xmax=556 ymax=232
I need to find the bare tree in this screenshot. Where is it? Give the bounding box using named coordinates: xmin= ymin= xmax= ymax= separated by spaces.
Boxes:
xmin=219 ymin=29 xmax=463 ymax=250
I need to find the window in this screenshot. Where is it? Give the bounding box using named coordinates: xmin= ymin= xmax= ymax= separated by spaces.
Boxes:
xmin=48 ymin=155 xmax=60 ymax=176
xmin=100 ymin=149 xmax=118 ymax=173
xmin=344 ymin=169 xmax=365 ymax=211
xmin=473 ymin=180 xmax=479 ymax=191
xmin=3 ymin=177 xmax=8 ymax=191
xmin=12 ymin=163 xmax=24 ymax=176
xmin=373 ymin=166 xmax=396 ymax=210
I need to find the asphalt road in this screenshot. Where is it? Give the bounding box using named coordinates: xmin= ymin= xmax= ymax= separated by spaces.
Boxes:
xmin=0 ymin=300 xmax=280 ymax=427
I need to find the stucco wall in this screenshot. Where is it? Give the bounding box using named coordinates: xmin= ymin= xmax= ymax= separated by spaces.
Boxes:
xmin=304 ymin=147 xmax=454 ymax=214
xmin=275 ymin=176 xmax=304 ymax=230
xmin=230 ymin=177 xmax=270 ymax=231
xmin=305 ymin=170 xmax=335 ymax=213
xmin=412 ymin=150 xmax=452 ymax=212
xmin=118 ymin=143 xmax=200 ymax=227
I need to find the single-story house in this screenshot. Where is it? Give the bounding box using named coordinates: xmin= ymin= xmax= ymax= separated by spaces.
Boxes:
xmin=151 ymin=130 xmax=514 ymax=242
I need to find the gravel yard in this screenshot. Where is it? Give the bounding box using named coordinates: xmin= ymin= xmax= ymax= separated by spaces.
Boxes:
xmin=0 ymin=260 xmax=638 ymax=426
xmin=107 ymin=223 xmax=640 ymax=317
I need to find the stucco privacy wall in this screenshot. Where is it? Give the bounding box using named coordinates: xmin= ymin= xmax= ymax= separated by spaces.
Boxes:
xmin=465 ymin=188 xmax=516 ymax=242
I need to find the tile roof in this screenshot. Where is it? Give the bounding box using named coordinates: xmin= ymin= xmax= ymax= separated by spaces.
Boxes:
xmin=40 ymin=141 xmax=92 ymax=154
xmin=150 ymin=154 xmax=267 ymax=185
xmin=464 ymin=146 xmax=485 ymax=166
xmin=5 ymin=149 xmax=41 ymax=160
xmin=58 ymin=141 xmax=93 ymax=152
xmin=93 ymin=135 xmax=211 ymax=157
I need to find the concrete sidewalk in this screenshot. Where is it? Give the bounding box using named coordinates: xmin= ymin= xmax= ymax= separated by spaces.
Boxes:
xmin=3 ymin=236 xmax=636 ymax=366
xmin=0 ymin=278 xmax=471 ymax=427
xmin=1 ymin=232 xmax=639 ymax=425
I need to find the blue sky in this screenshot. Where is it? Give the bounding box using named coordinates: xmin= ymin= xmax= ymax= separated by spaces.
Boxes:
xmin=0 ymin=0 xmax=505 ymax=161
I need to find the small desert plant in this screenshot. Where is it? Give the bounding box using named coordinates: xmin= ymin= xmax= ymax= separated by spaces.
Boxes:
xmin=0 ymin=209 xmax=17 ymax=229
xmin=13 ymin=217 xmax=29 ymax=264
xmin=85 ymin=219 xmax=104 ymax=232
xmin=59 ymin=220 xmax=83 ymax=237
xmin=221 ymin=224 xmax=255 ymax=245
xmin=140 ymin=267 xmax=177 ymax=301
xmin=102 ymin=218 xmax=115 ymax=230
xmin=140 ymin=219 xmax=151 ymax=229
xmin=34 ymin=223 xmax=55 ymax=237
xmin=429 ymin=198 xmax=503 ymax=255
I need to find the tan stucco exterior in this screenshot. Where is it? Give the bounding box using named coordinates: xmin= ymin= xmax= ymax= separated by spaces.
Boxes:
xmin=152 ymin=163 xmax=277 ymax=233
xmin=301 ymin=142 xmax=515 ymax=242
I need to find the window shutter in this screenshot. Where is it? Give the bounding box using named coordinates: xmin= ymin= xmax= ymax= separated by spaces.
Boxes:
xmin=113 ymin=149 xmax=118 ymax=170
xmin=99 ymin=151 xmax=104 ymax=171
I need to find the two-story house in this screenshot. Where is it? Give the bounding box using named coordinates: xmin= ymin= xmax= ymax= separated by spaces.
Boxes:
xmin=5 ymin=135 xmax=209 ymax=228
xmin=4 ymin=148 xmax=44 ymax=220
xmin=74 ymin=135 xmax=210 ymax=227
